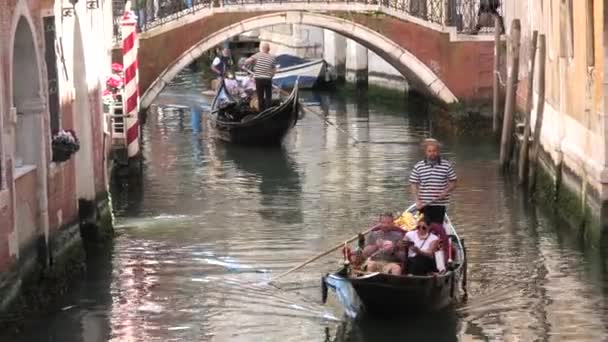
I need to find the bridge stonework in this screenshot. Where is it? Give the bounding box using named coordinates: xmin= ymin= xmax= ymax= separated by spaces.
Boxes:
xmin=134 ymin=8 xmax=494 ymax=106
xmin=139 ymin=12 xmax=266 ymax=98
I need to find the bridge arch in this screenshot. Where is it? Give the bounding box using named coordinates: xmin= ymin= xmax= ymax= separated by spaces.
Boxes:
xmin=140 ymin=11 xmax=458 ymax=108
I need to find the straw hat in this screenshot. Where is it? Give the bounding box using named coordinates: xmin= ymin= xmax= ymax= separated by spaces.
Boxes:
xmin=421 ymin=138 xmax=441 ymax=149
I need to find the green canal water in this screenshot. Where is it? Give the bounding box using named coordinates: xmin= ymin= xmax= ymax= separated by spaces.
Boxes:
xmin=3 ymin=70 xmax=608 ymax=341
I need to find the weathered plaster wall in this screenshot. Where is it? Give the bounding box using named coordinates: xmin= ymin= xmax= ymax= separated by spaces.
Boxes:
xmin=503 ymin=0 xmax=607 ymax=236
xmin=0 ymin=0 xmax=115 ymax=314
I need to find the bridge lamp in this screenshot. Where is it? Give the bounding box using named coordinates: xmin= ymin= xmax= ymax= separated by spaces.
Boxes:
xmin=62 ymin=0 xmax=98 ymax=17
xmin=62 ymin=0 xmax=78 ymax=17
xmin=86 ymin=0 xmax=100 ymax=9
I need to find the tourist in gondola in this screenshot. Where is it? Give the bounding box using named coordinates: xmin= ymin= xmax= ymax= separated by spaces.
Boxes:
xmin=402 ymin=219 xmax=440 ymax=275
xmin=409 ymin=138 xmax=457 ymax=225
xmin=243 ymin=43 xmax=277 ymax=111
xmin=352 ymin=213 xmax=405 ymax=275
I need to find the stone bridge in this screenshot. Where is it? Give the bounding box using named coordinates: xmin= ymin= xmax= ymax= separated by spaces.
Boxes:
xmin=122 ymin=0 xmax=500 ymax=108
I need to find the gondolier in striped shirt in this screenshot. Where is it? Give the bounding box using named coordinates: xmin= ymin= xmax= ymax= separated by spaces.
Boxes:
xmin=244 ymin=43 xmax=277 ymax=111
xmin=409 ymin=138 xmax=457 ymax=224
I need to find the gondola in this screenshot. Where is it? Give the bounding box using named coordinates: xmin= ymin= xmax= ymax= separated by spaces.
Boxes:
xmin=208 ymin=78 xmax=300 ymax=145
xmin=322 ymin=204 xmax=468 ymax=318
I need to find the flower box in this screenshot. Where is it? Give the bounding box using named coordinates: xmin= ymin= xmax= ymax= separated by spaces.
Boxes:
xmin=51 ymin=130 xmax=80 ymax=163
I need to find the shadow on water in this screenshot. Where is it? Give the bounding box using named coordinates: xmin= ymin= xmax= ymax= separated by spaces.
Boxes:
xmin=327 ymin=310 xmax=460 ymax=342
xmin=3 ymin=244 xmax=115 ymax=342
xmin=110 ymin=168 xmax=145 ymax=218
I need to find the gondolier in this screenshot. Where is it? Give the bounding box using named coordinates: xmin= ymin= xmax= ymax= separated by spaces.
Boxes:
xmin=244 ymin=43 xmax=277 ymax=111
xmin=409 ymin=138 xmax=457 ymax=224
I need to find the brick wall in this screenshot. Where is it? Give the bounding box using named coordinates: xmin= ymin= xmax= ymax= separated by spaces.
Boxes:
xmin=137 ymin=11 xmax=495 ymax=102
xmin=0 ymin=0 xmax=111 ymax=274
xmin=14 ymin=169 xmax=39 ymax=249
xmin=0 ymin=161 xmax=15 ymax=271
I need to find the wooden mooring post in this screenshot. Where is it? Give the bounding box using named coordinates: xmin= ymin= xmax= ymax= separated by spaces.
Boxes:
xmin=517 ymin=30 xmax=538 ymax=185
xmin=492 ymin=16 xmax=503 ymax=133
xmin=499 ymin=19 xmax=521 ymax=169
xmin=529 ymin=34 xmax=546 ymax=193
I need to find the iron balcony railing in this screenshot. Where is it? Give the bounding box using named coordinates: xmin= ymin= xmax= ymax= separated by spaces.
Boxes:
xmin=113 ymin=0 xmax=502 ymax=40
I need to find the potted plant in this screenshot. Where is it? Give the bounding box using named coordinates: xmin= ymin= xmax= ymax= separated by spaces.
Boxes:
xmin=52 ymin=129 xmax=80 ymax=163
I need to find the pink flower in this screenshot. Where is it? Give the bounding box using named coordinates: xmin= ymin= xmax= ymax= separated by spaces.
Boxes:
xmin=112 ymin=63 xmax=124 ymax=73
xmin=106 ymin=74 xmax=123 ymax=89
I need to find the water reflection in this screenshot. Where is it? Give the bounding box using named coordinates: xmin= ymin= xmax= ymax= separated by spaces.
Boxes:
xmin=214 ymin=143 xmax=304 ymax=224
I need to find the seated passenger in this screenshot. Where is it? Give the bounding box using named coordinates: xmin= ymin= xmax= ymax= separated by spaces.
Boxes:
xmin=354 ymin=213 xmax=405 ymax=275
xmin=403 ymin=219 xmax=440 ymax=276
xmin=224 ymin=77 xmax=240 ymax=96
xmin=241 ymin=75 xmax=256 ymax=92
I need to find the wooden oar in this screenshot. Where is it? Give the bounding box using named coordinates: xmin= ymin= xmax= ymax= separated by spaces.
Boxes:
xmin=240 ymin=67 xmax=361 ymax=144
xmin=269 ymin=226 xmax=376 ymax=284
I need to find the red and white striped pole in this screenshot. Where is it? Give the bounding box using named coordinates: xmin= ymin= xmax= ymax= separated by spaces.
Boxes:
xmin=121 ymin=2 xmax=140 ymax=159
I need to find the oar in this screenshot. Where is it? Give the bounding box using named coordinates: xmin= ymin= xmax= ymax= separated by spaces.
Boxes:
xmin=240 ymin=67 xmax=362 ymax=144
xmin=269 ymin=225 xmax=377 ymax=284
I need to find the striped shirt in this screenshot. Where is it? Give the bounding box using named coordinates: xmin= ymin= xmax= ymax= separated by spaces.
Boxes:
xmin=252 ymin=52 xmax=277 ymax=79
xmin=409 ymin=158 xmax=457 ymax=206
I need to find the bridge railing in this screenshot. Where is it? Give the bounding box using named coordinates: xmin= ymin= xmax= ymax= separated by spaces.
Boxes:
xmin=116 ymin=0 xmax=502 ymax=37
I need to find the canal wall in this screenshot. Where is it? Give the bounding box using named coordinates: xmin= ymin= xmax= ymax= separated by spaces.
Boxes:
xmin=257 ymin=25 xmax=407 ymax=91
xmin=0 ymin=0 xmax=115 ymax=319
xmin=502 ymin=0 xmax=607 ymax=242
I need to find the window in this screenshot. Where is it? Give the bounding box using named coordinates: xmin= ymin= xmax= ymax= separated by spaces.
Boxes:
xmin=559 ymin=0 xmax=574 ymax=58
xmin=585 ymin=0 xmax=595 ymax=67
xmin=43 ymin=16 xmax=60 ymax=134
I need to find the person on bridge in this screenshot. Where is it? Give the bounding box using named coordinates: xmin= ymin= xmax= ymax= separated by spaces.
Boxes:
xmin=409 ymin=138 xmax=457 ymax=225
xmin=472 ymin=0 xmax=504 ymax=34
xmin=244 ymin=43 xmax=277 ymax=111
xmin=211 ymin=47 xmax=232 ymax=78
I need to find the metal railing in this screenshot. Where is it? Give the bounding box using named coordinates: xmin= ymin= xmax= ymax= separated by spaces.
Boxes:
xmin=104 ymin=93 xmax=128 ymax=149
xmin=113 ymin=0 xmax=502 ymax=40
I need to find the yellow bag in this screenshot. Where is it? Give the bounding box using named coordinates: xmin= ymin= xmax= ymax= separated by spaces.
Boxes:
xmin=394 ymin=211 xmax=423 ymax=231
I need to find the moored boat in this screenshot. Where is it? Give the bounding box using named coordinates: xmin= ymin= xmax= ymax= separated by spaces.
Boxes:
xmin=208 ymin=78 xmax=300 ymax=145
xmin=236 ymin=54 xmax=325 ymax=89
xmin=322 ymin=204 xmax=468 ymax=318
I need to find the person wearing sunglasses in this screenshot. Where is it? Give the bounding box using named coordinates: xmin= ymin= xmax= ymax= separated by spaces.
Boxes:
xmin=402 ymin=219 xmax=440 ymax=275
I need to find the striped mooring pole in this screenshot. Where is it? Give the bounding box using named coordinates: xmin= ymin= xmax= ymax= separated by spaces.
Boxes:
xmin=121 ymin=2 xmax=140 ymax=159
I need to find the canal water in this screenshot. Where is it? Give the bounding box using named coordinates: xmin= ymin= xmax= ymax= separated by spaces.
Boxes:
xmin=5 ymin=70 xmax=608 ymax=342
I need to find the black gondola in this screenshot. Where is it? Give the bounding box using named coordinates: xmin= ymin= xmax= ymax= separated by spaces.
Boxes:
xmin=208 ymin=78 xmax=300 ymax=145
xmin=322 ymin=204 xmax=468 ymax=318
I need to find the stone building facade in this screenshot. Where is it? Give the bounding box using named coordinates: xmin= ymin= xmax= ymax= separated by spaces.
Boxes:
xmin=503 ymin=0 xmax=606 ymax=239
xmin=0 ymin=0 xmax=115 ymax=312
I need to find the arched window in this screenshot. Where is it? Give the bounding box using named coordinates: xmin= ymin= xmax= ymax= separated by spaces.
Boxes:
xmin=12 ymin=16 xmax=44 ymax=170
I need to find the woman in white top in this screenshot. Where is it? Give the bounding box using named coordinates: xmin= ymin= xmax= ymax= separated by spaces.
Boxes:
xmin=402 ymin=219 xmax=440 ymax=275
